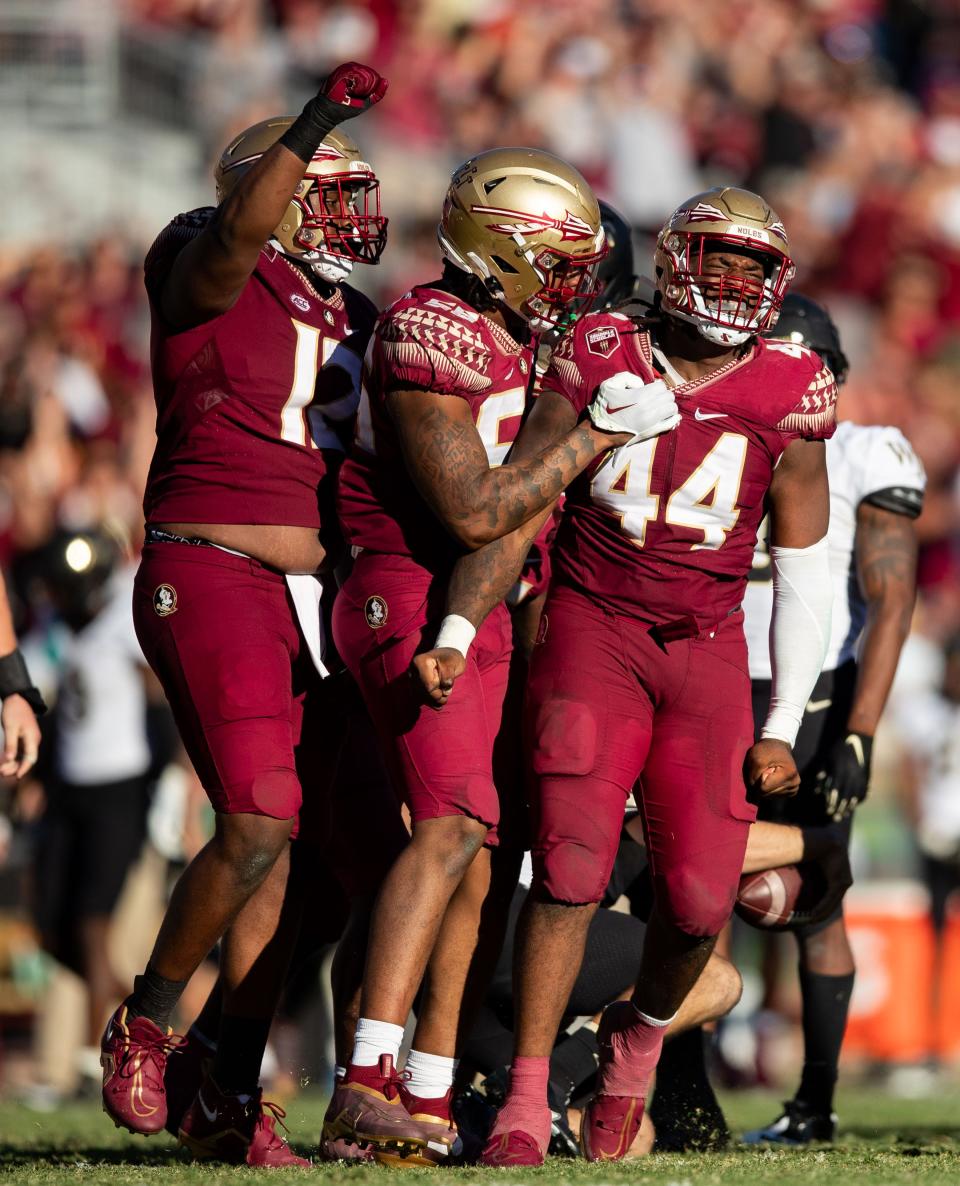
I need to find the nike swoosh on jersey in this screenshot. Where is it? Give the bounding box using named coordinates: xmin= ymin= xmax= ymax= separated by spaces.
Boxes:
xmin=694 ymin=408 xmax=728 ymax=421
xmin=806 ymin=698 xmax=832 ymax=713
xmin=199 ymin=1093 xmax=219 ymax=1124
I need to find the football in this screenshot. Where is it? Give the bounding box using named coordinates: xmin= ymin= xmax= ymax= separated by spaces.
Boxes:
xmin=734 ymin=862 xmax=830 ymax=931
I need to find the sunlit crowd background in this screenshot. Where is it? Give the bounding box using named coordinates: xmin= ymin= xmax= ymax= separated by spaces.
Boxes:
xmin=0 ymin=0 xmax=959 ymax=1106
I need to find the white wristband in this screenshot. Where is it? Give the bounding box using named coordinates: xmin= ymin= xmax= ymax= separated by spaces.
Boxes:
xmin=434 ymin=614 xmax=477 ymax=658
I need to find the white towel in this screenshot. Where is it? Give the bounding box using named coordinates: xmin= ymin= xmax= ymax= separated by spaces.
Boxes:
xmin=285 ymin=573 xmax=329 ymax=678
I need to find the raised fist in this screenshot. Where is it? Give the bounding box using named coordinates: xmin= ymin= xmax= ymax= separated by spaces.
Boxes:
xmin=320 ymin=62 xmax=389 ymax=114
xmin=588 ymin=372 xmax=680 ymax=443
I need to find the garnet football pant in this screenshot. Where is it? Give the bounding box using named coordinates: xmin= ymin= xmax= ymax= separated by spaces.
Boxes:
xmin=332 ymin=552 xmax=519 ymax=845
xmin=525 ymin=584 xmax=756 ymax=937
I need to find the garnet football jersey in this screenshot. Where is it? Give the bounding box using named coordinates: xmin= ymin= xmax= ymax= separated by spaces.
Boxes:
xmin=143 ymin=208 xmax=376 ymax=528
xmin=542 ymin=311 xmax=838 ymax=627
xmin=337 ymin=284 xmax=534 ymax=569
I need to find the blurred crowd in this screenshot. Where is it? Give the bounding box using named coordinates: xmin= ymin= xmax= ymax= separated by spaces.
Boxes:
xmin=0 ymin=0 xmax=959 ymax=1098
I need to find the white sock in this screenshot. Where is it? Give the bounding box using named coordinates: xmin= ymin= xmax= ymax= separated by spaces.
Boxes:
xmin=334 ymin=1064 xmax=346 ymax=1081
xmin=403 ymin=1049 xmax=458 ymax=1098
xmin=351 ymin=1018 xmax=404 ymax=1067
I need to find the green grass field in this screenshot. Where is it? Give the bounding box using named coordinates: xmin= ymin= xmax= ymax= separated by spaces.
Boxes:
xmin=1 ymin=1088 xmax=959 ymax=1185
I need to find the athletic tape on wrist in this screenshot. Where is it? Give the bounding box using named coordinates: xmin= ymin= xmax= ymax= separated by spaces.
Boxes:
xmin=434 ymin=614 xmax=477 ymax=658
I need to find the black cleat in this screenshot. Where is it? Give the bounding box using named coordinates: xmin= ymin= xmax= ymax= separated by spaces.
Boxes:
xmin=649 ymin=1079 xmax=729 ymax=1151
xmin=547 ymin=1082 xmax=580 ymax=1158
xmin=742 ymin=1099 xmax=838 ymax=1145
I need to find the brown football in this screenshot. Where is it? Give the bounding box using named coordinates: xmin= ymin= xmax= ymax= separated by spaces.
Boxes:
xmin=734 ymin=865 xmax=804 ymax=929
xmin=735 ymin=862 xmax=833 ymax=930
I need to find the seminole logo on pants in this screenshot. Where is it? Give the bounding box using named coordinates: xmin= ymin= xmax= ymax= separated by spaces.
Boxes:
xmin=365 ymin=595 xmax=388 ymax=629
xmin=153 ymin=584 xmax=178 ymax=616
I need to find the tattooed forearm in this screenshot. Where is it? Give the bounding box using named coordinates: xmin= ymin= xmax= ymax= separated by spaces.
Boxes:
xmin=445 ymin=509 xmax=553 ymax=628
xmin=849 ymin=503 xmax=918 ymax=735
xmin=390 ymin=389 xmax=617 ymax=549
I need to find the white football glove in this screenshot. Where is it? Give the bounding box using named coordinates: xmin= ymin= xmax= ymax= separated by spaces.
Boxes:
xmin=587 ymin=372 xmax=681 ymax=443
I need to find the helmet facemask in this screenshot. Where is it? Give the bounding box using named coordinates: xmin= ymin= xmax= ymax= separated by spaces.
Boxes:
xmin=518 ymin=241 xmax=607 ymax=332
xmin=659 ymin=230 xmax=795 ymax=348
xmin=285 ymin=171 xmax=386 ymax=282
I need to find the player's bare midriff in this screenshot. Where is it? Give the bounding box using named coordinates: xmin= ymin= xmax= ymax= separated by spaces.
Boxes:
xmin=156 ymin=522 xmax=326 ymax=575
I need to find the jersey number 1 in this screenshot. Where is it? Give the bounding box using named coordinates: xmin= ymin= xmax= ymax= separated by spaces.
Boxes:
xmin=280 ymin=320 xmax=337 ymax=447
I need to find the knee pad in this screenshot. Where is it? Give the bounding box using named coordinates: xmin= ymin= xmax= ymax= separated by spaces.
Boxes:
xmin=534 ymin=839 xmax=611 ymax=905
xmin=654 ymin=864 xmax=737 ymax=938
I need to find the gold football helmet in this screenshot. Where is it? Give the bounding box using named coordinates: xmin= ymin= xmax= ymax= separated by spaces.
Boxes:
xmin=438 ymin=148 xmax=607 ymax=330
xmin=654 ymin=187 xmax=795 ymax=347
xmin=215 ymin=119 xmax=387 ymax=279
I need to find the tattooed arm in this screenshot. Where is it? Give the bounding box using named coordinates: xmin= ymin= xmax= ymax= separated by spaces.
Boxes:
xmin=388 ymin=388 xmax=625 ymax=550
xmin=411 ymin=391 xmax=577 ymax=706
xmin=848 ymin=503 xmax=918 ymax=735
xmin=810 ymin=502 xmax=918 ymax=820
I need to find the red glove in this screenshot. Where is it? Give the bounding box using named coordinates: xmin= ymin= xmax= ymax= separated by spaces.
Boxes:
xmin=321 ymin=61 xmax=389 ymax=113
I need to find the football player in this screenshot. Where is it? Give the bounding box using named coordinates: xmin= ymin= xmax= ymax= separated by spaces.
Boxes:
xmin=326 ymin=148 xmax=647 ymax=1164
xmin=415 ymin=187 xmax=839 ymax=1164
xmin=99 ymin=62 xmax=388 ymax=1165
xmin=738 ymin=295 xmax=925 ymax=1144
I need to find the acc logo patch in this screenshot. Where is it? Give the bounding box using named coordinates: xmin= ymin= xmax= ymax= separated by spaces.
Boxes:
xmin=153 ymin=584 xmax=177 ymax=617
xmin=290 ymin=293 xmax=311 ymax=312
xmin=585 ymin=326 xmax=620 ymax=357
xmin=364 ymin=595 xmax=388 ymax=629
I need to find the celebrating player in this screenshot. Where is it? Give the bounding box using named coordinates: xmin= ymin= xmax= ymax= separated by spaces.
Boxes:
xmin=417 ymin=186 xmax=839 ymax=1164
xmin=740 ymin=295 xmax=925 ymax=1144
xmin=99 ymin=63 xmax=388 ymax=1166
xmin=325 ymin=148 xmax=648 ymax=1164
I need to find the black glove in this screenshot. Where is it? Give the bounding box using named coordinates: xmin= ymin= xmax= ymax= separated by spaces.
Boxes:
xmin=280 ymin=62 xmax=388 ymax=163
xmin=813 ymin=731 xmax=873 ymax=821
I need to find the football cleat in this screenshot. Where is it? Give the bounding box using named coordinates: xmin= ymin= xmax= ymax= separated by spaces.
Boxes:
xmin=178 ymin=1079 xmax=309 ymax=1166
xmin=451 ymin=1085 xmax=497 ymax=1164
xmin=321 ymin=1056 xmax=438 ymax=1166
xmin=163 ymin=1028 xmax=216 ymax=1137
xmin=581 ymin=1092 xmax=645 ymax=1161
xmin=481 ymin=1129 xmax=545 ymax=1167
xmin=742 ymin=1099 xmax=838 ymax=1146
xmin=579 ymin=1001 xmax=652 ymax=1161
xmin=394 ymin=1084 xmax=460 ymax=1165
xmin=100 ymin=1004 xmax=183 ymax=1135
xmin=318 ymin=1080 xmax=375 ymax=1163
xmin=649 ymin=1077 xmax=729 ymax=1151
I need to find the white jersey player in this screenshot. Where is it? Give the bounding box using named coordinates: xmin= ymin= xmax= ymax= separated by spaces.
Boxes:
xmin=742 ymin=295 xmax=925 ymax=1147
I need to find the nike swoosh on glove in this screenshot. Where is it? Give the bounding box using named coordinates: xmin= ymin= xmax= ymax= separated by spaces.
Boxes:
xmin=813 ymin=731 xmax=873 ymax=821
xmin=587 ymin=372 xmax=681 ymax=442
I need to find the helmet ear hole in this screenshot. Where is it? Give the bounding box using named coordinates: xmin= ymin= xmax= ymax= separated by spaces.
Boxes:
xmin=490 ymin=254 xmax=520 ymax=274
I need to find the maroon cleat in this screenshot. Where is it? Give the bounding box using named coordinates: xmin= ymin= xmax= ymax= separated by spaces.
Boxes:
xmin=319 ymin=1081 xmax=374 ymax=1162
xmin=580 ymin=1092 xmax=646 ymax=1161
xmin=580 ymin=1000 xmax=653 ymax=1161
xmin=163 ymin=1029 xmax=216 ymax=1136
xmin=395 ymin=1084 xmax=459 ymax=1165
xmin=100 ymin=1004 xmax=183 ymax=1135
xmin=321 ymin=1056 xmax=439 ymax=1165
xmin=178 ymin=1078 xmax=309 ymax=1166
xmin=481 ymin=1129 xmax=545 ymax=1167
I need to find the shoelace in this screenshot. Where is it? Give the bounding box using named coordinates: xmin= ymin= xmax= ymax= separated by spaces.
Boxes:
xmin=380 ymin=1064 xmax=410 ymax=1103
xmin=117 ymin=1029 xmax=186 ymax=1086
xmin=257 ymin=1099 xmax=291 ymax=1148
